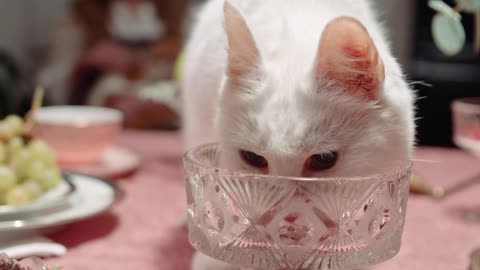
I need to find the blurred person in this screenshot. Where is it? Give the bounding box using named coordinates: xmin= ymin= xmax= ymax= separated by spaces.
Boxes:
xmin=36 ymin=0 xmax=186 ymax=113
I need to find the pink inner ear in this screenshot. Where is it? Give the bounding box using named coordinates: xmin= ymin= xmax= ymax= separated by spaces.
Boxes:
xmin=224 ymin=1 xmax=261 ymax=80
xmin=316 ymin=17 xmax=385 ymax=99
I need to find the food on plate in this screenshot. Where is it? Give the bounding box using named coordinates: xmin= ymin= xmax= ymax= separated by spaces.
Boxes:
xmin=0 ymin=115 xmax=61 ymax=206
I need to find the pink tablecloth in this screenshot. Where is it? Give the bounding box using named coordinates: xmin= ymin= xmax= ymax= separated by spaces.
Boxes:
xmin=46 ymin=130 xmax=480 ymax=270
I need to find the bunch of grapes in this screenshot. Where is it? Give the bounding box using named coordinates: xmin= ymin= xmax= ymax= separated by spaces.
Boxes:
xmin=0 ymin=115 xmax=61 ymax=206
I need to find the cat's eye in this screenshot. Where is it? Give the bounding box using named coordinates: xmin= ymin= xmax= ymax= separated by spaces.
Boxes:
xmin=306 ymin=151 xmax=338 ymax=171
xmin=239 ymin=150 xmax=268 ymax=169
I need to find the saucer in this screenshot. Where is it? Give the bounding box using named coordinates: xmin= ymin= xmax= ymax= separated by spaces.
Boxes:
xmin=61 ymin=146 xmax=140 ymax=179
xmin=0 ymin=173 xmax=122 ymax=235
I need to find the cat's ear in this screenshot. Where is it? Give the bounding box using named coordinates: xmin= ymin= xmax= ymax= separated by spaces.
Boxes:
xmin=224 ymin=1 xmax=261 ymax=80
xmin=314 ymin=17 xmax=385 ymax=99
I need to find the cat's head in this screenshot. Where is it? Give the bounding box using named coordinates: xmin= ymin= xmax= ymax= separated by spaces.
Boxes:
xmin=216 ymin=2 xmax=413 ymax=177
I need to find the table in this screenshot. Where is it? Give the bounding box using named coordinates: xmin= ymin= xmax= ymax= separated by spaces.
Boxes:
xmin=46 ymin=130 xmax=480 ymax=270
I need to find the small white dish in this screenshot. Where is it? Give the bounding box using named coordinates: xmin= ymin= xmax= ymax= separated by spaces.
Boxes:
xmin=0 ymin=176 xmax=75 ymax=220
xmin=0 ymin=173 xmax=121 ymax=236
xmin=0 ymin=235 xmax=67 ymax=259
xmin=61 ymin=146 xmax=140 ymax=179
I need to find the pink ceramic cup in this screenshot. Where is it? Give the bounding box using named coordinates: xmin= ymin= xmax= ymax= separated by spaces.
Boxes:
xmin=31 ymin=106 xmax=124 ymax=165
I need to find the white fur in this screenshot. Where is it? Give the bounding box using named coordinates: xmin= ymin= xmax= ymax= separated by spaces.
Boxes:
xmin=182 ymin=0 xmax=415 ymax=269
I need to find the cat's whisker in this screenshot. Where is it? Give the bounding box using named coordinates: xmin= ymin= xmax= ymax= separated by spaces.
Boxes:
xmin=414 ymin=95 xmax=427 ymax=101
xmin=409 ymin=81 xmax=432 ymax=88
xmin=414 ymin=116 xmax=424 ymax=121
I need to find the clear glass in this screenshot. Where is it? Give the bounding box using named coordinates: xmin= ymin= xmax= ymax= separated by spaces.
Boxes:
xmin=183 ymin=144 xmax=412 ymax=270
xmin=0 ymin=253 xmax=49 ymax=270
xmin=18 ymin=256 xmax=49 ymax=270
xmin=452 ymin=97 xmax=480 ymax=156
xmin=451 ymin=98 xmax=480 ymax=223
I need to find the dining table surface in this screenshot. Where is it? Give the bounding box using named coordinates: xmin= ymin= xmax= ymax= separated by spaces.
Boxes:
xmin=44 ymin=129 xmax=480 ymax=270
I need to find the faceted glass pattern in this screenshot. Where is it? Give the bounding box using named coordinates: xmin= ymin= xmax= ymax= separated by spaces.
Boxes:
xmin=183 ymin=144 xmax=412 ymax=270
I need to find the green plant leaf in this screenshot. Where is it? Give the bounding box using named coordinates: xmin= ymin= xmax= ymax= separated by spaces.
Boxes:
xmin=429 ymin=0 xmax=461 ymax=19
xmin=455 ymin=0 xmax=480 ymax=13
xmin=432 ymin=13 xmax=466 ymax=55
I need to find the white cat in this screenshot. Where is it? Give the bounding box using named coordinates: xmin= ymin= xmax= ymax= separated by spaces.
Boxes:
xmin=181 ymin=0 xmax=415 ymax=269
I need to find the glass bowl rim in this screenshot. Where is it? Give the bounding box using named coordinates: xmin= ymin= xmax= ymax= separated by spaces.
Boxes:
xmin=452 ymin=97 xmax=480 ymax=113
xmin=183 ymin=143 xmax=413 ymax=182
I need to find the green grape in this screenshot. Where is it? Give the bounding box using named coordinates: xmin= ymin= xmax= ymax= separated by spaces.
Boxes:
xmin=9 ymin=149 xmax=33 ymax=180
xmin=22 ymin=180 xmax=43 ymax=199
xmin=7 ymin=136 xmax=24 ymax=161
xmin=0 ymin=166 xmax=17 ymax=193
xmin=4 ymin=115 xmax=24 ymax=136
xmin=0 ymin=142 xmax=6 ymax=164
xmin=28 ymin=140 xmax=56 ymax=166
xmin=0 ymin=129 xmax=64 ymax=206
xmin=0 ymin=122 xmax=15 ymax=142
xmin=26 ymin=160 xmax=46 ymax=181
xmin=0 ymin=190 xmax=6 ymax=205
xmin=5 ymin=186 xmax=32 ymax=206
xmin=38 ymin=168 xmax=62 ymax=190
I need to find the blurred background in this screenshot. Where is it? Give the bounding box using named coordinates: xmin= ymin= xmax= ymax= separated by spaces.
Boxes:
xmin=0 ymin=0 xmax=478 ymax=146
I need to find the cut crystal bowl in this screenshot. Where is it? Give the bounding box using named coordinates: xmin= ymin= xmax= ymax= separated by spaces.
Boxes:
xmin=183 ymin=144 xmax=412 ymax=270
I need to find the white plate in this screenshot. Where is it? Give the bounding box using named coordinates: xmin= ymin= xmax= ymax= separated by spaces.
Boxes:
xmin=61 ymin=146 xmax=140 ymax=179
xmin=0 ymin=173 xmax=121 ymax=235
xmin=0 ymin=176 xmax=75 ymax=220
